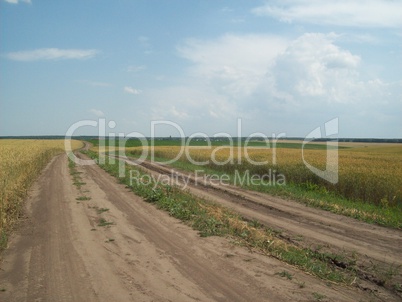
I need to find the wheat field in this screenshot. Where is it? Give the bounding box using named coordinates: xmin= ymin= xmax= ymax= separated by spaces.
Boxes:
xmin=0 ymin=139 xmax=83 ymax=246
xmin=126 ymin=144 xmax=402 ymax=207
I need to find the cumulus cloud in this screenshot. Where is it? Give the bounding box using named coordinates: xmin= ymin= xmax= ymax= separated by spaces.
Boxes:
xmin=149 ymin=85 xmax=238 ymax=125
xmin=89 ymin=109 xmax=104 ymax=117
xmin=171 ymin=31 xmax=401 ymax=136
xmin=177 ymin=32 xmax=373 ymax=107
xmin=124 ymin=86 xmax=142 ymax=95
xmin=269 ymin=33 xmax=362 ymax=103
xmin=5 ymin=48 xmax=98 ymax=61
xmin=252 ymin=0 xmax=402 ymax=28
xmin=178 ymin=34 xmax=288 ymax=98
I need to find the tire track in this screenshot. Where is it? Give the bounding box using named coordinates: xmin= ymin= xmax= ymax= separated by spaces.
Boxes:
xmin=118 ymin=156 xmax=402 ymax=267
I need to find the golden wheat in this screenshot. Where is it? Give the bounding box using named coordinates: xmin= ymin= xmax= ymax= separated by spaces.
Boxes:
xmin=0 ymin=139 xmax=83 ymax=243
xmin=127 ymin=144 xmax=402 ymax=206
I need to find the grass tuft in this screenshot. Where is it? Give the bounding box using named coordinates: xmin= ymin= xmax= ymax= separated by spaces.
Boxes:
xmin=76 ymin=196 xmax=91 ymax=201
xmin=275 ymin=270 xmax=293 ymax=280
xmin=97 ymin=218 xmax=114 ymax=227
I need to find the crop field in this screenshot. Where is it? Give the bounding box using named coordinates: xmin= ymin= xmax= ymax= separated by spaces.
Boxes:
xmin=0 ymin=139 xmax=82 ymax=248
xmin=120 ymin=141 xmax=402 ymax=227
xmin=0 ymin=139 xmax=400 ymax=301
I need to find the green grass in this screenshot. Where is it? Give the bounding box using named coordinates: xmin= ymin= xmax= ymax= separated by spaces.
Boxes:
xmin=73 ymin=181 xmax=86 ymax=188
xmin=96 ymin=207 xmax=109 ymax=214
xmin=97 ymin=218 xmax=114 ymax=227
xmin=312 ymin=292 xmax=327 ymax=301
xmin=68 ymin=155 xmax=86 ymax=189
xmin=0 ymin=230 xmax=7 ymax=251
xmin=76 ymin=196 xmax=91 ymax=201
xmin=275 ymin=270 xmax=293 ymax=280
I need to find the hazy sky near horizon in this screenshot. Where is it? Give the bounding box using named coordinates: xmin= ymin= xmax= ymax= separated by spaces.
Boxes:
xmin=1 ymin=0 xmax=401 ymax=138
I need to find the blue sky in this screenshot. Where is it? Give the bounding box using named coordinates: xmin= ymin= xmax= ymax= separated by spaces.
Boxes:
xmin=1 ymin=0 xmax=401 ymax=138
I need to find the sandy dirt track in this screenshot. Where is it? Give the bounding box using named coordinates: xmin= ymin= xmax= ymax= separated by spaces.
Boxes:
xmin=131 ymin=159 xmax=402 ymax=268
xmin=0 ymin=153 xmax=399 ymax=301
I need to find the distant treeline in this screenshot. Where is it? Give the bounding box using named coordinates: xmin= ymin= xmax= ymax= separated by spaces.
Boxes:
xmin=0 ymin=136 xmax=401 ymax=143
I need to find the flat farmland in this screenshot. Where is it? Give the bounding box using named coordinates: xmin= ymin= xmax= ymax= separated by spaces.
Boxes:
xmin=0 ymin=139 xmax=401 ymax=301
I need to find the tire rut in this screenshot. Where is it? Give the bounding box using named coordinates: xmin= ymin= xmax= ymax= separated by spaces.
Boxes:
xmin=119 ymin=156 xmax=402 ymax=268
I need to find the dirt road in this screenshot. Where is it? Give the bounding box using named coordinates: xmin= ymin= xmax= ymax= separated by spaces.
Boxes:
xmin=130 ymin=159 xmax=402 ymax=267
xmin=0 ymin=153 xmax=399 ymax=301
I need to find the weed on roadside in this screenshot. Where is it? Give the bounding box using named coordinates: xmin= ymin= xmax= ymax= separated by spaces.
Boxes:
xmin=98 ymin=218 xmax=114 ymax=227
xmin=96 ymin=207 xmax=109 ymax=214
xmin=76 ymin=196 xmax=91 ymax=201
xmin=275 ymin=270 xmax=293 ymax=280
xmin=297 ymin=281 xmax=306 ymax=288
xmin=312 ymin=292 xmax=327 ymax=301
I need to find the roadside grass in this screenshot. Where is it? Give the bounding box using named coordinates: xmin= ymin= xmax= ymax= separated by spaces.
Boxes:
xmin=76 ymin=196 xmax=91 ymax=201
xmin=97 ymin=218 xmax=114 ymax=227
xmin=69 ymin=154 xmax=113 ymax=231
xmin=126 ymin=153 xmax=402 ymax=229
xmin=68 ymin=155 xmax=87 ymax=190
xmin=84 ymin=150 xmax=359 ymax=285
xmin=88 ymin=138 xmax=402 ymax=220
xmin=96 ymin=207 xmax=109 ymax=214
xmin=275 ymin=270 xmax=293 ymax=280
xmin=88 ymin=139 xmax=402 ymax=216
xmin=312 ymin=292 xmax=327 ymax=301
xmin=124 ymin=144 xmax=401 ymax=206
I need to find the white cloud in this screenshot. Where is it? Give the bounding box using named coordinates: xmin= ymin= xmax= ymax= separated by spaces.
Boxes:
xmin=124 ymin=86 xmax=142 ymax=95
xmin=89 ymin=109 xmax=104 ymax=117
xmin=269 ymin=33 xmax=362 ymax=103
xmin=171 ymin=32 xmax=400 ymax=136
xmin=3 ymin=0 xmax=31 ymax=4
xmin=5 ymin=48 xmax=98 ymax=61
xmin=149 ymin=85 xmax=238 ymax=124
xmin=177 ymin=34 xmax=288 ymax=98
xmin=169 ymin=106 xmax=189 ymax=119
xmin=252 ymin=0 xmax=402 ymax=28
xmin=178 ymin=32 xmax=368 ymax=106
